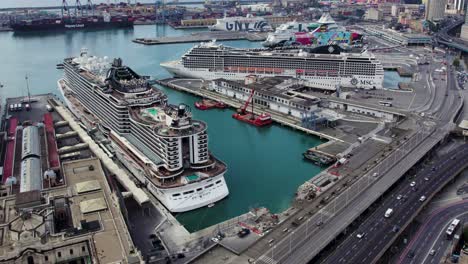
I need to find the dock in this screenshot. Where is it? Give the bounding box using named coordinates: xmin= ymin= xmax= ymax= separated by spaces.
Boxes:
xmin=155 ymin=78 xmax=344 ymax=142
xmin=133 ymin=31 xmax=267 ymax=45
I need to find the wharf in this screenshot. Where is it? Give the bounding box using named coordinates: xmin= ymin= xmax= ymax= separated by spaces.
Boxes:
xmin=133 ymin=31 xmax=267 ymax=45
xmin=307 ymin=140 xmax=349 ymax=158
xmin=155 ymin=78 xmax=343 ymax=142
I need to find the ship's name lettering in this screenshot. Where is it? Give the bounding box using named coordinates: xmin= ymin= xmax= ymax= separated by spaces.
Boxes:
xmin=225 ymin=21 xmax=264 ymax=31
xmin=360 ymin=80 xmax=373 ymax=85
xmin=65 ymin=24 xmax=85 ymax=28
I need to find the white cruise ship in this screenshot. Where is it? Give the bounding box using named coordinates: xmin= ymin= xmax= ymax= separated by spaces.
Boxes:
xmin=58 ymin=50 xmax=229 ymax=213
xmin=262 ymin=21 xmax=308 ymax=47
xmin=161 ymin=41 xmax=384 ymax=90
xmin=209 ymin=14 xmax=271 ymax=32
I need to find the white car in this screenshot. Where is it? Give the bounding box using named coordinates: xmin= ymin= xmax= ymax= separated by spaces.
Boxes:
xmin=410 ymin=181 xmax=416 ymax=187
xmin=397 ymin=194 xmax=403 ymax=200
xmin=211 ymin=237 xmax=219 ymax=243
xmin=356 ymin=232 xmax=366 ymax=239
xmin=424 ymin=177 xmax=429 ymax=181
xmin=419 ymin=196 xmax=426 ymax=202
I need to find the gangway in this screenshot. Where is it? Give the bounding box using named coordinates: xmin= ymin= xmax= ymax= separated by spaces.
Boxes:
xmin=56 ymin=131 xmax=79 ymax=140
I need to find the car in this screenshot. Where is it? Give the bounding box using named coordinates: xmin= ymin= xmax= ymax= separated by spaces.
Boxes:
xmin=356 ymin=232 xmax=366 ymax=239
xmin=408 ymin=251 xmax=415 ymax=258
xmin=392 ymin=225 xmax=400 ymax=233
xmin=420 ymin=196 xmax=427 ymax=202
xmin=429 ymin=249 xmax=436 ymax=256
xmin=424 ymin=177 xmax=429 ymax=181
xmin=432 ymin=166 xmax=437 ymax=171
xmin=211 ymin=237 xmax=219 ymax=243
xmin=316 ymin=221 xmax=323 ymax=227
xmin=410 ymin=181 xmax=416 ymax=187
xmin=373 ymin=172 xmax=379 ymax=178
xmin=397 ymin=194 xmax=403 ymax=200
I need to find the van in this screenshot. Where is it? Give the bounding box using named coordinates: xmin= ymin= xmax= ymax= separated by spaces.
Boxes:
xmin=16 ymin=104 xmax=22 ymax=111
xmin=385 ymin=208 xmax=393 ymax=218
xmin=9 ymin=104 xmax=14 ymax=112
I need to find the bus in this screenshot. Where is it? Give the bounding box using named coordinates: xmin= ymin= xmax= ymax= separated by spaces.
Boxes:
xmin=446 ymin=218 xmax=460 ymax=238
xmin=379 ymin=101 xmax=393 ymax=107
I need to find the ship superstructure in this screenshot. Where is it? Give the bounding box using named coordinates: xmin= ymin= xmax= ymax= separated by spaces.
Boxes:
xmin=161 ymin=41 xmax=384 ymax=90
xmin=59 ymin=50 xmax=229 ymax=212
xmin=208 ymin=14 xmax=271 ymax=32
xmin=262 ymin=13 xmax=362 ymax=48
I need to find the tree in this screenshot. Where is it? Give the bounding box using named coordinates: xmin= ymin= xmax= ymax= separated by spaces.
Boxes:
xmin=453 ymin=58 xmax=461 ymax=68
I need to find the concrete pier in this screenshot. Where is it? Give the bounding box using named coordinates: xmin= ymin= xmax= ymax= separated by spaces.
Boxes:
xmin=133 ymin=31 xmax=267 ymax=45
xmin=155 ymin=78 xmax=344 ymax=142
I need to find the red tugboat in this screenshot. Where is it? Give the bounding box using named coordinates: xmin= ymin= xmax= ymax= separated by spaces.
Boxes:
xmin=232 ymin=89 xmax=272 ymax=127
xmin=194 ymin=99 xmax=228 ymax=110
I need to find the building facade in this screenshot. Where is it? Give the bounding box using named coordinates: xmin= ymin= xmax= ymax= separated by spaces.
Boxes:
xmin=425 ymin=0 xmax=447 ymax=21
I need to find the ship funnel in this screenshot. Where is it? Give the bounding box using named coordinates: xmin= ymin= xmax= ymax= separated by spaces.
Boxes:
xmin=178 ymin=104 xmax=186 ymax=117
xmin=113 ymin=58 xmax=123 ymax=67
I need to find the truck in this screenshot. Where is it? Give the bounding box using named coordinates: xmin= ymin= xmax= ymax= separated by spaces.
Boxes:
xmin=384 ymin=208 xmax=393 ymax=218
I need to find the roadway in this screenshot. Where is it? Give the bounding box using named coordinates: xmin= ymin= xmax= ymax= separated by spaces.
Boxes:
xmin=315 ymin=63 xmax=464 ymax=264
xmin=320 ymin=144 xmax=468 ymax=264
xmin=252 ymin=70 xmax=463 ymax=264
xmin=397 ymin=200 xmax=468 ymax=264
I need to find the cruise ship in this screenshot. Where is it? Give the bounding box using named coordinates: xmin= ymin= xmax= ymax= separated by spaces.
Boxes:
xmin=262 ymin=20 xmax=309 ymax=47
xmin=161 ymin=41 xmax=384 ymax=90
xmin=208 ymin=14 xmax=271 ymax=32
xmin=262 ymin=13 xmax=362 ymax=48
xmin=58 ymin=50 xmax=229 ymax=213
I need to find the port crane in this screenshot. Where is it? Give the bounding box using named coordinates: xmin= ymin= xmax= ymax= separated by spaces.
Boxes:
xmin=233 ymin=88 xmax=272 ymax=127
xmin=238 ymin=88 xmax=256 ymax=118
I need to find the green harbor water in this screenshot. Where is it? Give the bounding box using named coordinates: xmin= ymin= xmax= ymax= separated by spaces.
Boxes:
xmin=0 ymin=25 xmax=407 ymax=232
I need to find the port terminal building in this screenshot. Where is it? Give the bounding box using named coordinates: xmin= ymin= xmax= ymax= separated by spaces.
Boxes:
xmin=365 ymin=26 xmax=432 ymax=46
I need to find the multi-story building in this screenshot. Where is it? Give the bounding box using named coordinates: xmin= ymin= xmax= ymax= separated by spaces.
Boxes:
xmin=426 ymin=0 xmax=448 ymax=21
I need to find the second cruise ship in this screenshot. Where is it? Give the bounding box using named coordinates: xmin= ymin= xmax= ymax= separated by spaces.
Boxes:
xmin=58 ymin=50 xmax=229 ymax=213
xmin=161 ymin=41 xmax=384 ymax=90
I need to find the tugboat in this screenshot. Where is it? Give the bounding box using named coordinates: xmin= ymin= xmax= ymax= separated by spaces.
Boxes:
xmin=232 ymin=89 xmax=272 ymax=127
xmin=194 ymin=99 xmax=228 ymax=110
xmin=303 ymin=150 xmax=335 ymax=166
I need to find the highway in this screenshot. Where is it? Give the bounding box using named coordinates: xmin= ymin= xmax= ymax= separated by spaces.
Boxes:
xmin=315 ymin=62 xmax=464 ymax=264
xmin=397 ymin=200 xmax=468 ymax=264
xmin=252 ymin=68 xmax=463 ymax=264
xmin=320 ymin=144 xmax=468 ymax=264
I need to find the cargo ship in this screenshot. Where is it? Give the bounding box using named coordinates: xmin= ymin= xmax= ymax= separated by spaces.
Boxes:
xmin=58 ymin=50 xmax=229 ymax=212
xmin=10 ymin=12 xmax=134 ymax=32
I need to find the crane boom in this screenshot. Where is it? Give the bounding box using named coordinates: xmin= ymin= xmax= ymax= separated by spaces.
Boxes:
xmin=241 ymin=88 xmax=255 ymax=114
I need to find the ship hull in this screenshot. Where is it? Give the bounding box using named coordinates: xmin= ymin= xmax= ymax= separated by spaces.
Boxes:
xmin=11 ymin=21 xmax=133 ymax=32
xmin=161 ymin=60 xmax=384 ymax=90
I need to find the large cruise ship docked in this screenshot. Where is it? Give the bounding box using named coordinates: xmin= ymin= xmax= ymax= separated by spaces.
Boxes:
xmin=58 ymin=50 xmax=229 ymax=212
xmin=161 ymin=41 xmax=384 ymax=90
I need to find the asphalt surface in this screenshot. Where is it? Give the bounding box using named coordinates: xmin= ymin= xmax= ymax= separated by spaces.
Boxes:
xmin=320 ymin=144 xmax=468 ymax=264
xmin=316 ymin=62 xmax=464 ymax=264
xmin=397 ymin=200 xmax=468 ymax=264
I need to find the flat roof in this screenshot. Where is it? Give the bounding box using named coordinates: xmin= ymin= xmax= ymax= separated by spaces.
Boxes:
xmin=459 ymin=120 xmax=468 ymax=130
xmin=80 ymin=197 xmax=107 ymax=214
xmin=75 ymin=180 xmax=101 ymax=194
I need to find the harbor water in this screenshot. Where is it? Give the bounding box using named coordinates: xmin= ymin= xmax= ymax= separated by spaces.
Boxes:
xmin=0 ymin=25 xmax=408 ymax=231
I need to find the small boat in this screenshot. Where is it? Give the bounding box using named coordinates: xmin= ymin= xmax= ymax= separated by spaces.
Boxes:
xmin=303 ymin=151 xmax=335 ymax=166
xmin=232 ymin=112 xmax=272 ymax=127
xmin=207 ymin=203 xmax=215 ymax=208
xmin=0 ymin=83 xmax=3 ymax=88
xmin=195 ymin=99 xmax=227 ymax=110
xmin=56 ymin=63 xmax=64 ymax=69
